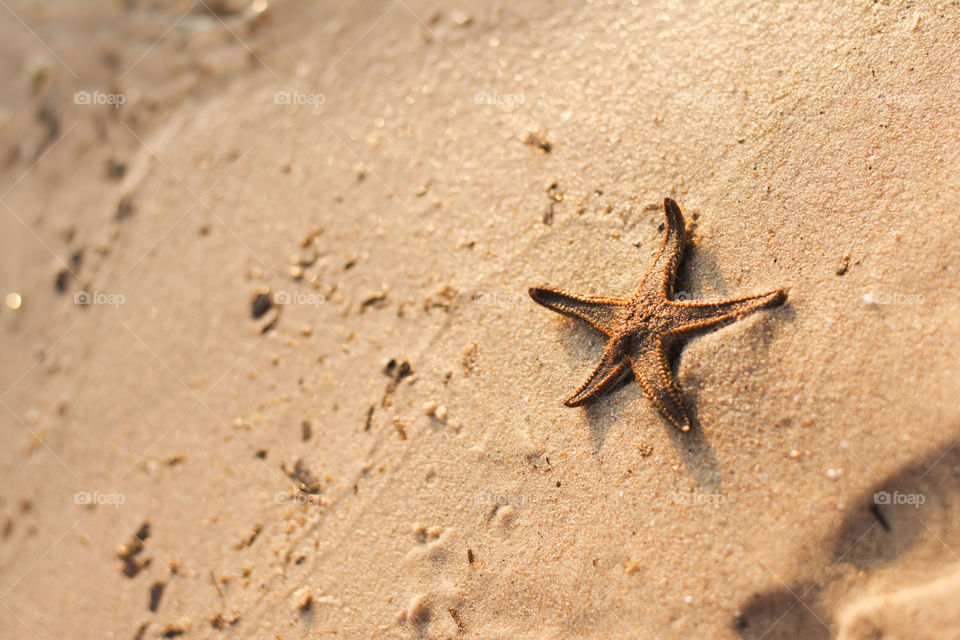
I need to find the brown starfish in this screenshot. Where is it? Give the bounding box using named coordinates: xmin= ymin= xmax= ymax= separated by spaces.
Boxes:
xmin=529 ymin=198 xmax=786 ymax=431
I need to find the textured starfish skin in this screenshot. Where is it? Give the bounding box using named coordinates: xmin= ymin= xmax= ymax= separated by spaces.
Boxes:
xmin=529 ymin=198 xmax=786 ymax=432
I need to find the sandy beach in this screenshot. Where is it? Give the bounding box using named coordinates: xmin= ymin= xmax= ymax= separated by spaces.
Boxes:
xmin=2 ymin=1 xmax=960 ymax=638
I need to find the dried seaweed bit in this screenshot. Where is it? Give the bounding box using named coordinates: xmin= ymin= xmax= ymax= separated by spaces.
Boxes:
xmin=542 ymin=183 xmax=563 ymax=224
xmin=255 ymin=449 xmax=267 ymax=459
xmin=546 ymin=182 xmax=563 ymax=202
xmin=54 ymin=268 xmax=71 ymax=293
xmin=282 ymin=459 xmax=321 ymax=494
xmin=300 ymin=227 xmax=323 ymax=248
xmin=835 ymin=255 xmax=851 ymax=276
xmin=461 ymin=343 xmax=477 ymax=375
xmin=251 ymin=292 xmax=272 ymax=319
xmin=210 ymin=612 xmax=241 ymax=630
xmin=260 ymin=312 xmax=280 ymax=335
xmin=393 ymin=418 xmax=408 ymax=441
xmin=543 ymin=203 xmax=555 ymax=225
xmin=134 ymin=521 xmax=151 ymax=543
xmin=122 ymin=555 xmax=151 ymax=578
xmin=425 ymin=285 xmax=457 ymax=311
xmin=466 ymin=548 xmax=474 ymax=564
xmin=159 ymin=619 xmax=189 ymax=638
xmin=106 ymin=158 xmax=126 ymax=180
xmin=301 ymin=419 xmax=312 ymax=441
xmin=233 ymin=523 xmax=263 ymax=550
xmin=523 ymin=132 xmax=551 ymax=153
xmin=293 ymin=251 xmax=319 ymax=268
xmin=383 ymin=358 xmax=413 ymax=382
xmin=164 ymin=453 xmax=186 ymax=466
xmin=115 ymin=196 xmax=135 ymax=221
xmin=364 ymin=406 xmax=374 ymax=432
xmin=118 ymin=521 xmax=152 ymax=578
xmin=210 ymin=570 xmax=225 ymax=603
xmin=149 ymin=581 xmax=166 ymax=612
xmin=132 ymin=622 xmax=149 ymax=640
xmin=360 ymin=292 xmax=389 ymax=312
xmin=381 ymin=358 xmax=414 ymax=407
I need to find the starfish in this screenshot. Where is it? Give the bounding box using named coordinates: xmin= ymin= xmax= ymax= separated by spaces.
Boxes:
xmin=529 ymin=198 xmax=786 ymax=431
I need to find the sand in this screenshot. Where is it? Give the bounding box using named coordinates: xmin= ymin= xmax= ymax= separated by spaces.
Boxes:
xmin=1 ymin=1 xmax=960 ymax=638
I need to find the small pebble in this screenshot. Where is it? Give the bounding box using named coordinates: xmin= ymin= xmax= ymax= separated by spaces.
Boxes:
xmin=160 ymin=618 xmax=190 ymax=636
xmin=422 ymin=401 xmax=439 ymax=417
xmin=251 ymin=290 xmax=272 ymax=319
xmin=293 ymin=586 xmax=312 ymax=611
xmin=451 ymin=9 xmax=472 ymax=25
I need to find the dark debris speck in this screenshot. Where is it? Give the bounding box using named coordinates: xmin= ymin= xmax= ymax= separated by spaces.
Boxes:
xmin=115 ymin=196 xmax=134 ymax=221
xmin=251 ymin=293 xmax=272 ymax=319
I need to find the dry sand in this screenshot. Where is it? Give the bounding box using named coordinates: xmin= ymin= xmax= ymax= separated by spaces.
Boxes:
xmin=2 ymin=1 xmax=960 ymax=638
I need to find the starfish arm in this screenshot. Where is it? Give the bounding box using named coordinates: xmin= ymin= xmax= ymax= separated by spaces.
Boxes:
xmin=528 ymin=287 xmax=627 ymax=336
xmin=635 ymin=198 xmax=686 ymax=300
xmin=670 ymin=288 xmax=786 ymax=336
xmin=563 ymin=341 xmax=631 ymax=407
xmin=628 ymin=338 xmax=692 ymax=431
